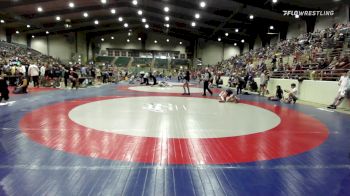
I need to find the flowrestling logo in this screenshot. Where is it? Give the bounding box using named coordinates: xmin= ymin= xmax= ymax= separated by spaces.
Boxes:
xmin=283 ymin=10 xmax=334 ymax=17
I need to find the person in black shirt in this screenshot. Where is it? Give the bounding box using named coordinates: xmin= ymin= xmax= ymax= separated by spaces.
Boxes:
xmin=268 ymin=85 xmax=284 ymax=101
xmin=0 ymin=76 xmax=9 ymax=102
xmin=182 ymin=71 xmax=191 ymax=95
xmin=69 ymin=69 xmax=79 ymax=90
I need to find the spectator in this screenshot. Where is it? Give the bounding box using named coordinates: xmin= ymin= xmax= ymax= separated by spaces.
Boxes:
xmin=327 ymin=71 xmax=350 ymax=109
xmin=268 ymin=85 xmax=283 ymax=101
xmin=0 ymin=76 xmax=9 ymax=102
xmin=28 ymin=62 xmax=40 ymax=87
xmin=284 ymin=83 xmax=298 ymax=104
xmin=13 ymin=72 xmax=28 ymax=94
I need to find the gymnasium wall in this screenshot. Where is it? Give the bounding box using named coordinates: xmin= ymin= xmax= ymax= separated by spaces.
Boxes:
xmin=196 ymin=39 xmax=240 ymax=66
xmin=12 ymin=33 xmax=26 ymax=45
xmin=287 ymin=20 xmax=307 ymax=39
xmin=314 ymin=5 xmax=349 ymax=32
xmin=254 ymin=35 xmax=262 ymax=50
xmin=0 ymin=28 xmax=5 ymax=41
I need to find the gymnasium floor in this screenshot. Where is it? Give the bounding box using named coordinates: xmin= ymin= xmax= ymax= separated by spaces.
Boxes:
xmin=0 ymin=82 xmax=350 ymax=196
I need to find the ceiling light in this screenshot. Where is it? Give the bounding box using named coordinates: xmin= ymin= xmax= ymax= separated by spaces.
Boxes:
xmin=164 ymin=6 xmax=169 ymax=12
xmin=27 ymin=24 xmax=31 ymax=28
xmin=270 ymin=25 xmax=274 ymax=30
xmin=166 ymin=39 xmax=169 ymax=42
xmin=101 ymin=0 xmax=107 ymax=4
xmin=68 ymin=2 xmax=75 ymax=8
xmin=225 ymin=33 xmax=229 ymax=36
xmin=165 ymin=16 xmax=170 ymax=21
xmin=179 ymin=42 xmax=182 ymax=45
xmin=37 ymin=7 xmax=43 ymax=12
xmin=16 ymin=31 xmax=19 ymax=34
xmin=191 ymin=22 xmax=196 ymax=27
xmin=94 ymin=20 xmax=99 ymax=25
xmin=200 ymin=1 xmax=206 ymax=8
xmin=32 ymin=35 xmax=35 ymax=38
xmin=128 ymin=32 xmax=131 ymax=36
xmin=101 ymin=38 xmax=104 ymax=41
xmin=124 ymin=23 xmax=128 ymax=28
xmin=195 ymin=13 xmax=200 ymax=19
xmin=295 ymin=15 xmax=300 ymax=19
xmin=110 ymin=9 xmax=116 ymax=14
xmin=218 ymin=37 xmax=221 ymax=42
xmin=0 ymin=20 xmax=4 ymax=24
xmin=56 ymin=16 xmax=61 ymax=21
xmin=272 ymin=0 xmax=278 ymax=3
xmin=137 ymin=10 xmax=143 ymax=15
xmin=154 ymin=40 xmax=157 ymax=43
xmin=83 ymin=12 xmax=89 ymax=18
xmin=111 ymin=36 xmax=114 ymax=40
xmin=46 ymin=31 xmax=49 ymax=34
xmin=118 ymin=17 xmax=123 ymax=22
xmin=145 ymin=24 xmax=149 ymax=28
xmin=142 ymin=18 xmax=146 ymax=23
xmin=138 ymin=37 xmax=141 ymax=41
xmin=241 ymin=39 xmax=245 ymax=43
xmin=234 ymin=43 xmax=237 ymax=46
xmin=235 ymin=28 xmax=239 ymax=32
xmin=164 ymin=23 xmax=170 ymax=28
xmin=127 ymin=39 xmax=130 ymax=42
xmin=249 ymin=14 xmax=254 ymax=20
xmin=132 ymin=0 xmax=137 ymax=5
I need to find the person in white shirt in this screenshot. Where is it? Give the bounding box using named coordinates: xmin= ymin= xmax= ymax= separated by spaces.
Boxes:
xmin=202 ymin=68 xmax=213 ymax=96
xmin=40 ymin=64 xmax=46 ymax=86
xmin=259 ymin=71 xmax=268 ymax=96
xmin=328 ymin=71 xmax=350 ymax=109
xmin=284 ymin=83 xmax=298 ymax=104
xmin=28 ymin=63 xmax=40 ymax=87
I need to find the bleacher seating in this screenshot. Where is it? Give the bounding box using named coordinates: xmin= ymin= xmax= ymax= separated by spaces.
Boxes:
xmin=115 ymin=57 xmax=130 ymax=67
xmin=154 ymin=58 xmax=168 ymax=68
xmin=132 ymin=58 xmax=152 ymax=66
xmin=95 ymin=56 xmax=115 ymax=64
xmin=171 ymin=59 xmax=190 ymax=68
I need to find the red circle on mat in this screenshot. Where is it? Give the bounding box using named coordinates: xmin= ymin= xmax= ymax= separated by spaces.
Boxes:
xmin=19 ymin=95 xmax=329 ymax=164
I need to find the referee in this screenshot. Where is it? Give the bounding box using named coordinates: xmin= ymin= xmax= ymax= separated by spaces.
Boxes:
xmin=203 ymin=68 xmax=213 ymax=96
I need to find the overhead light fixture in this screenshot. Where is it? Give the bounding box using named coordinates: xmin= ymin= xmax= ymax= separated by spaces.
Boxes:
xmin=101 ymin=38 xmax=104 ymax=41
xmin=137 ymin=10 xmax=143 ymax=15
xmin=68 ymin=2 xmax=75 ymax=8
xmin=124 ymin=23 xmax=128 ymax=27
xmin=165 ymin=16 xmax=170 ymax=21
xmin=235 ymin=28 xmax=239 ymax=32
xmin=56 ymin=16 xmax=61 ymax=21
xmin=166 ymin=39 xmax=169 ymax=42
xmin=37 ymin=6 xmax=43 ymax=12
xmin=225 ymin=33 xmax=229 ymax=36
xmin=128 ymin=32 xmax=131 ymax=36
xmin=195 ymin=13 xmax=200 ymax=19
xmin=145 ymin=24 xmax=149 ymax=28
xmin=295 ymin=15 xmax=300 ymax=19
xmin=241 ymin=39 xmax=245 ymax=43
xmin=101 ymin=0 xmax=107 ymax=4
xmin=46 ymin=31 xmax=49 ymax=34
xmin=32 ymin=35 xmax=35 ymax=38
xmin=16 ymin=30 xmax=19 ymax=34
xmin=94 ymin=20 xmax=99 ymax=25
xmin=83 ymin=12 xmax=89 ymax=18
xmin=272 ymin=0 xmax=278 ymax=3
xmin=142 ymin=18 xmax=146 ymax=23
xmin=111 ymin=36 xmax=114 ymax=40
xmin=154 ymin=40 xmax=157 ymax=43
xmin=164 ymin=6 xmax=169 ymax=12
xmin=132 ymin=0 xmax=137 ymax=5
xmin=179 ymin=41 xmax=182 ymax=45
xmin=110 ymin=9 xmax=116 ymax=14
xmin=218 ymin=37 xmax=221 ymax=42
xmin=0 ymin=20 xmax=4 ymax=24
xmin=191 ymin=22 xmax=196 ymax=27
xmin=164 ymin=23 xmax=170 ymax=28
xmin=270 ymin=25 xmax=274 ymax=30
xmin=118 ymin=17 xmax=123 ymax=22
xmin=127 ymin=39 xmax=130 ymax=42
xmin=249 ymin=14 xmax=254 ymax=20
xmin=234 ymin=43 xmax=237 ymax=46
xmin=27 ymin=24 xmax=31 ymax=28
xmin=138 ymin=37 xmax=141 ymax=41
xmin=200 ymin=1 xmax=206 ymax=8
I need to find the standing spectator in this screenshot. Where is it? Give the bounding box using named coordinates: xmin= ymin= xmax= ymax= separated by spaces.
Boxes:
xmin=28 ymin=62 xmax=40 ymax=87
xmin=327 ymin=71 xmax=350 ymax=109
xmin=40 ymin=64 xmax=46 ymax=86
xmin=0 ymin=76 xmax=9 ymax=103
xmin=259 ymin=71 xmax=268 ymax=96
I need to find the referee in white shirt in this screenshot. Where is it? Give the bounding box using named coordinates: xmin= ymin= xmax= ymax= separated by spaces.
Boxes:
xmin=203 ymin=68 xmax=213 ymax=96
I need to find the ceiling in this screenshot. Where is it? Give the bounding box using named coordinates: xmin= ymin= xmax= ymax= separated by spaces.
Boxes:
xmin=0 ymin=0 xmax=346 ymax=43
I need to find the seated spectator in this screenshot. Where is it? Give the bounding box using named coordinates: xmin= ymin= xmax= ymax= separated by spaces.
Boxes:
xmin=283 ymin=83 xmax=298 ymax=104
xmin=318 ymin=59 xmax=329 ymax=69
xmin=327 ymin=71 xmax=350 ymax=109
xmin=328 ymin=57 xmax=339 ymax=69
xmin=268 ymin=85 xmax=283 ymax=101
xmin=0 ymin=76 xmax=9 ymax=102
xmin=13 ymin=73 xmax=28 ymax=94
xmin=336 ymin=56 xmax=350 ymax=69
xmin=219 ymin=88 xmax=239 ymax=103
